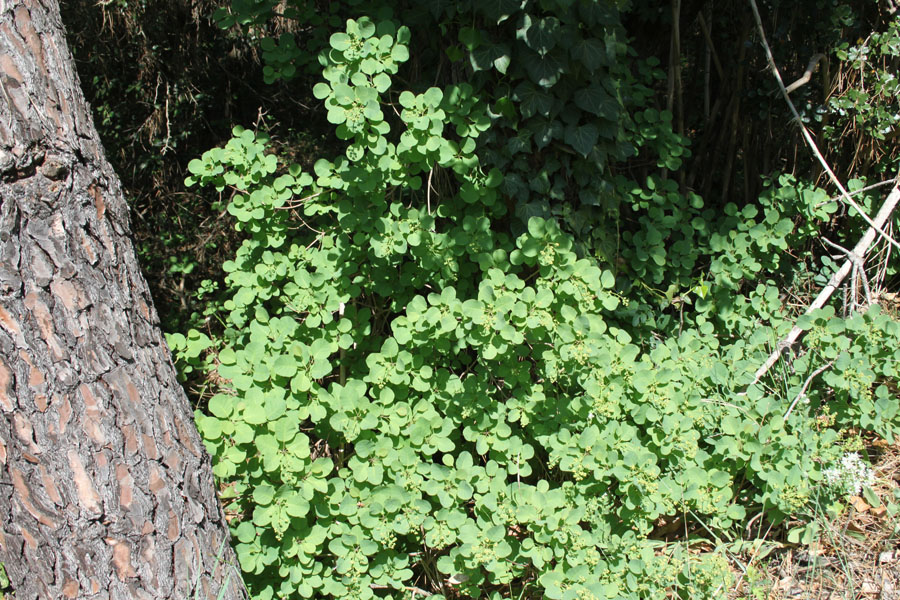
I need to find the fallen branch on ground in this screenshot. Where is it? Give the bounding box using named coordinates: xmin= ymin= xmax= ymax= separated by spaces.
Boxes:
xmin=748 ymin=180 xmax=900 ymax=387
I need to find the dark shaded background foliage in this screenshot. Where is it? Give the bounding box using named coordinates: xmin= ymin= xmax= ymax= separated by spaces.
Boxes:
xmin=61 ymin=0 xmax=324 ymax=329
xmin=62 ymin=0 xmax=899 ymax=334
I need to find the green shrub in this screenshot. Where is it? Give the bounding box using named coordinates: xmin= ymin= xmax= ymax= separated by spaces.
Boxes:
xmin=177 ymin=6 xmax=900 ymax=600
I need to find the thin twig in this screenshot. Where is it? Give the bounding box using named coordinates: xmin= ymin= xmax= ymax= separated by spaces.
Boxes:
xmin=698 ymin=397 xmax=748 ymax=413
xmin=339 ymin=302 xmax=346 ymax=387
xmin=747 ymin=179 xmax=900 ymax=386
xmin=162 ymin=81 xmax=173 ymax=155
xmin=815 ymin=178 xmax=898 ymax=208
xmin=697 ymin=11 xmax=724 ymax=80
xmin=289 ymin=210 xmax=324 ymax=235
xmin=783 ymin=359 xmax=835 ymax=422
xmin=784 ymin=53 xmax=826 ymax=94
xmin=426 ymin=167 xmax=434 ymax=215
xmin=280 ymin=190 xmax=327 ymax=209
xmin=747 ymin=0 xmax=900 ymax=254
xmin=369 ymin=584 xmax=433 ymax=597
xmin=858 ymin=262 xmax=872 ymax=307
xmin=873 ymin=221 xmax=893 ymax=290
xmin=821 ymin=237 xmax=857 ymax=261
xmin=672 ymin=0 xmax=684 ymax=141
xmin=666 ymin=0 xmax=678 ymax=115
xmin=822 ymin=237 xmax=872 ymax=308
xmin=703 ymin=32 xmax=711 ymax=120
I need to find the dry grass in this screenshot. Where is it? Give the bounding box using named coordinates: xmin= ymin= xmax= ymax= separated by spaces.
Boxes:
xmin=730 ymin=440 xmax=900 ymax=600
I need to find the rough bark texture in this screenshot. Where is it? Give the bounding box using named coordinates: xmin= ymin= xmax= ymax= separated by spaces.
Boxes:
xmin=0 ymin=1 xmax=248 ymax=598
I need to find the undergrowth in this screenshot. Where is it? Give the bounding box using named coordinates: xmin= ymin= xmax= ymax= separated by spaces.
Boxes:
xmin=169 ymin=3 xmax=900 ymax=599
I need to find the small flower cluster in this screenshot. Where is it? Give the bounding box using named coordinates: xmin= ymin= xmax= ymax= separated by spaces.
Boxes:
xmin=823 ymin=452 xmax=876 ymax=496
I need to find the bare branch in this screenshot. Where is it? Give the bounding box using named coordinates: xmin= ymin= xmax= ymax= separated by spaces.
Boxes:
xmin=822 ymin=237 xmax=873 ymax=308
xmin=783 ymin=359 xmax=835 ymax=422
xmin=784 ymin=53 xmax=826 ymax=94
xmin=815 ymin=178 xmax=898 ymax=208
xmin=747 ymin=180 xmax=900 ymax=386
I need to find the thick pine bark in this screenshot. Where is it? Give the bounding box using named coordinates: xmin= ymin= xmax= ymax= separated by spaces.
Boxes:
xmin=0 ymin=2 xmax=248 ymax=598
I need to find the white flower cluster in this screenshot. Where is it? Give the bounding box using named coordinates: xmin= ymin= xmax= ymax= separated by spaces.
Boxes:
xmin=823 ymin=452 xmax=876 ymax=496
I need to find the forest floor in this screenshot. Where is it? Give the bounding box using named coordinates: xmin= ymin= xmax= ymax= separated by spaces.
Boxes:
xmin=729 ymin=439 xmax=900 ymax=600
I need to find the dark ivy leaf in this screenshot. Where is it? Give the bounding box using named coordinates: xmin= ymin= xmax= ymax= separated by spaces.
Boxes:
xmin=569 ymin=37 xmax=610 ymax=71
xmin=578 ymin=1 xmax=620 ymax=26
xmin=529 ymin=119 xmax=561 ymax=149
xmin=517 ymin=14 xmax=561 ymax=56
xmin=420 ymin=0 xmax=447 ymax=20
xmin=502 ymin=172 xmax=530 ymax=201
xmin=493 ymin=52 xmax=512 ymax=74
xmin=507 ymin=128 xmax=533 ymax=154
xmin=529 ymin=170 xmax=551 ymax=195
xmin=478 ymin=0 xmax=524 ymax=23
xmin=515 ymin=200 xmax=551 ymax=224
xmin=564 ymin=123 xmax=599 ymax=157
xmin=574 ymin=83 xmax=619 ymax=119
xmin=597 ymin=119 xmax=619 ymax=140
xmin=523 ymin=49 xmax=566 ymax=88
xmin=470 ymin=42 xmax=512 ymax=74
xmin=514 ymin=82 xmax=555 ymax=118
xmin=458 ymin=26 xmax=481 ymax=51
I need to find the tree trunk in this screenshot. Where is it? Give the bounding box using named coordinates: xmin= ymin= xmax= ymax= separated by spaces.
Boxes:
xmin=0 ymin=2 xmax=248 ymax=598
